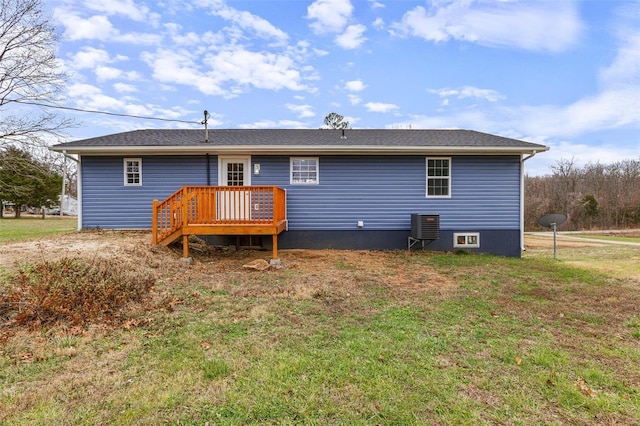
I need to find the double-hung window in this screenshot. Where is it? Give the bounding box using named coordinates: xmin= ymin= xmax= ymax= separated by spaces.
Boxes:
xmin=426 ymin=157 xmax=451 ymax=198
xmin=124 ymin=158 xmax=142 ymax=186
xmin=290 ymin=157 xmax=319 ymax=184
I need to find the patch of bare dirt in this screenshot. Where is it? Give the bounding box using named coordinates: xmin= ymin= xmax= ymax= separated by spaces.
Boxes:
xmin=0 ymin=231 xmax=155 ymax=268
xmin=1 ymin=232 xmax=456 ymax=310
xmin=524 ymin=235 xmax=605 ymax=249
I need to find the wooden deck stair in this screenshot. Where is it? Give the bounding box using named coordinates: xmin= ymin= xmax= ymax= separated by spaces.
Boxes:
xmin=152 ymin=186 xmax=287 ymax=259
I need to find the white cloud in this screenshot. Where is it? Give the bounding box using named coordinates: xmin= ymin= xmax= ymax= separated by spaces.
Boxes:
xmin=430 ymin=86 xmax=505 ymax=102
xmin=599 ymin=31 xmax=640 ymax=90
xmin=345 ymin=80 xmax=366 ymax=92
xmin=54 ymin=10 xmax=114 ymax=41
xmin=83 ymin=0 xmax=154 ymax=23
xmin=307 ymin=0 xmax=353 ymax=34
xmin=111 ymin=32 xmax=163 ymax=45
xmin=401 ymin=85 xmax=640 ymax=139
xmin=67 ymin=83 xmax=102 ymax=99
xmin=369 ymin=0 xmax=385 ymax=9
xmin=518 ymin=24 xmax=640 ymax=137
xmin=365 ymin=102 xmax=399 ymax=113
xmin=392 ymin=0 xmax=583 ymax=52
xmin=141 ymin=49 xmax=223 ymax=96
xmin=307 ymin=0 xmax=367 ymax=49
xmin=313 ymin=48 xmax=330 ymax=57
xmin=54 ymin=8 xmax=162 ymax=44
xmin=372 ymin=17 xmax=384 ymax=30
xmin=142 ymin=46 xmax=312 ymax=98
xmin=525 ymin=140 xmax=640 ymax=177
xmin=68 ymin=47 xmax=112 ymax=69
xmin=95 ymin=66 xmax=123 ymax=82
xmin=213 ymin=5 xmax=289 ymax=41
xmin=207 ymin=49 xmax=308 ymax=91
xmin=386 ymin=12 xmax=640 ymax=176
xmin=348 ymin=94 xmax=362 ymax=105
xmin=335 ymin=24 xmax=367 ymax=49
xmin=163 ymin=23 xmax=202 ymax=45
xmin=286 ymin=103 xmax=315 ymax=118
xmin=238 ymin=119 xmax=309 ymax=129
xmin=66 ymin=83 xmax=194 ymax=121
xmin=517 ymin=88 xmax=640 ymax=137
xmin=113 ymin=83 xmax=138 ymax=93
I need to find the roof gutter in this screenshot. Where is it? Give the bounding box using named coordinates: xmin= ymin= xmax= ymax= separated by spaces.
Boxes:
xmin=50 ymin=145 xmax=548 ymax=156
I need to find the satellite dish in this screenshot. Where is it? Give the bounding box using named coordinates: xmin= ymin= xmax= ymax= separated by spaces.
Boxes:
xmin=537 ymin=213 xmax=566 ymax=228
xmin=536 ymin=213 xmax=566 ymax=261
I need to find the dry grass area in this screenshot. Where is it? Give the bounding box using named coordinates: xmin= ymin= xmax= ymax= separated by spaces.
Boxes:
xmin=525 ymin=233 xmax=640 ymax=281
xmin=1 ymin=230 xmax=639 ymax=424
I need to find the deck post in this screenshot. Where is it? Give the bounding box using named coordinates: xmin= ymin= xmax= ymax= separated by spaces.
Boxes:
xmin=152 ymin=199 xmax=158 ymax=245
xmin=182 ymin=234 xmax=189 ymax=259
xmin=272 ymin=234 xmax=278 ymax=261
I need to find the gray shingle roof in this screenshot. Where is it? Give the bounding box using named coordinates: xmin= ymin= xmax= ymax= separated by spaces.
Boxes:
xmin=52 ymin=128 xmax=547 ymax=151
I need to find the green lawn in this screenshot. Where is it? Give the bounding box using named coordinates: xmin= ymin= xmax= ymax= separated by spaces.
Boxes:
xmin=0 ymin=217 xmax=77 ymax=242
xmin=1 ymin=235 xmax=639 ymax=424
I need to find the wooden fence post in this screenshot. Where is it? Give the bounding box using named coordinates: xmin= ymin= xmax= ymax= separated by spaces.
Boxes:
xmin=152 ymin=199 xmax=158 ymax=245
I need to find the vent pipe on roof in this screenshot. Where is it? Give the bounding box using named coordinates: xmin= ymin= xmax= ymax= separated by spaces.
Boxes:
xmin=202 ymin=110 xmax=210 ymax=143
xmin=341 ymin=128 xmax=347 ymax=139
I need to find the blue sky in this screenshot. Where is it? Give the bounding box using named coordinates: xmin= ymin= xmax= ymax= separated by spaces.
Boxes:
xmin=44 ymin=0 xmax=639 ymax=175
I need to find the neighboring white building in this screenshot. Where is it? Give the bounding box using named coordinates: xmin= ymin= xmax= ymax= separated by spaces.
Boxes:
xmin=60 ymin=195 xmax=78 ymax=215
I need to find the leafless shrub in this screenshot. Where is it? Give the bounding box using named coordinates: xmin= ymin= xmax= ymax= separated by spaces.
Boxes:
xmin=1 ymin=257 xmax=155 ymax=329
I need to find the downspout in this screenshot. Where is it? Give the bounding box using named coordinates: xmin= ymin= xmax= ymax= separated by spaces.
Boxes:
xmin=60 ymin=153 xmax=66 ymax=217
xmin=76 ymin=155 xmax=83 ymax=231
xmin=520 ymin=151 xmax=537 ymax=252
xmin=60 ymin=151 xmax=79 ymax=223
xmin=206 ymin=153 xmax=211 ymax=186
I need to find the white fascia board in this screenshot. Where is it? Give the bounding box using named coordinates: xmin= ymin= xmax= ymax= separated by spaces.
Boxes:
xmin=51 ymin=144 xmax=549 ymax=156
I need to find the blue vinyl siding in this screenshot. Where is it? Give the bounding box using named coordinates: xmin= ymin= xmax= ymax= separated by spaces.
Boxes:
xmin=81 ymin=155 xmax=216 ymax=228
xmin=251 ymin=155 xmax=521 ymax=231
xmin=81 ymin=154 xmax=520 ymax=232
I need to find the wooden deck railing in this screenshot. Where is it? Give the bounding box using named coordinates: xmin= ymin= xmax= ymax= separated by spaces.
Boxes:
xmin=152 ymin=186 xmax=287 ymax=258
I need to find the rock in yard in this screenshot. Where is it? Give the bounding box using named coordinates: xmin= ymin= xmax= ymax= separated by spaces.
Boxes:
xmin=243 ymin=259 xmax=270 ymax=271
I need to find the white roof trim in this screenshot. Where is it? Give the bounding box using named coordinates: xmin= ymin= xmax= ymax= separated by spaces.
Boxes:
xmin=51 ymin=144 xmax=548 ymax=156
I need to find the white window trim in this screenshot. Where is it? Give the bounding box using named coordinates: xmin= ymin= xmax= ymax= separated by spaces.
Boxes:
xmin=290 ymin=157 xmax=319 ymax=185
xmin=124 ymin=158 xmax=142 ymax=186
xmin=453 ymin=232 xmax=480 ymax=248
xmin=426 ymin=157 xmax=451 ymax=198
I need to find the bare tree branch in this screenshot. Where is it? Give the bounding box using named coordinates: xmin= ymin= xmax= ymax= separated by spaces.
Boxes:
xmin=0 ymin=0 xmax=72 ymax=148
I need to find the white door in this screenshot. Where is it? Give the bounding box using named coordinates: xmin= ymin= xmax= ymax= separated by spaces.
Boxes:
xmin=218 ymin=157 xmax=251 ymax=221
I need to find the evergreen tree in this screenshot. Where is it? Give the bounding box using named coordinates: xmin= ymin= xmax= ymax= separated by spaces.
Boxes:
xmin=0 ymin=147 xmax=61 ymax=217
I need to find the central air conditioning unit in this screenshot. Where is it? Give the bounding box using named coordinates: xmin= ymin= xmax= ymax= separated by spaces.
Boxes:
xmin=409 ymin=214 xmax=439 ymax=250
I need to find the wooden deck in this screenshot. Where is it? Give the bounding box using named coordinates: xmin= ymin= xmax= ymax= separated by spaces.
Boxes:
xmin=152 ymin=186 xmax=287 ymax=259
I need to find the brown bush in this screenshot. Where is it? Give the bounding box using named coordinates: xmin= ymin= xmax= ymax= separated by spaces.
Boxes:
xmin=0 ymin=257 xmax=155 ymax=329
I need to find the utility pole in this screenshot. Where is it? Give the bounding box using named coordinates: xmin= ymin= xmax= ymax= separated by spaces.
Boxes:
xmin=202 ymin=110 xmax=210 ymax=143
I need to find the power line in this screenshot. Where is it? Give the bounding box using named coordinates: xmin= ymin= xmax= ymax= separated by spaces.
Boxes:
xmin=15 ymin=100 xmax=200 ymax=125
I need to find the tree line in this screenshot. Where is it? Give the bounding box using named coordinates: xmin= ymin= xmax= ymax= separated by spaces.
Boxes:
xmin=525 ymin=158 xmax=640 ymax=231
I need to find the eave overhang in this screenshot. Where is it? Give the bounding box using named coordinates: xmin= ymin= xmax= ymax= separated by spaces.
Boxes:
xmin=51 ymin=144 xmax=549 ymax=156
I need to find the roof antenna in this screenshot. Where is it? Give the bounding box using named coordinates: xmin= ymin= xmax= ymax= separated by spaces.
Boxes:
xmin=202 ymin=110 xmax=210 ymax=143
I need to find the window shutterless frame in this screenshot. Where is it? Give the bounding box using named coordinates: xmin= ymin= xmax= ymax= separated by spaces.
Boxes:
xmin=426 ymin=157 xmax=451 ymax=198
xmin=124 ymin=158 xmax=142 ymax=186
xmin=453 ymin=232 xmax=480 ymax=248
xmin=290 ymin=157 xmax=319 ymax=185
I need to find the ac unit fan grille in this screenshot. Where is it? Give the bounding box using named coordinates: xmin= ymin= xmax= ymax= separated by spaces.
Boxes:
xmin=411 ymin=214 xmax=440 ymax=240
